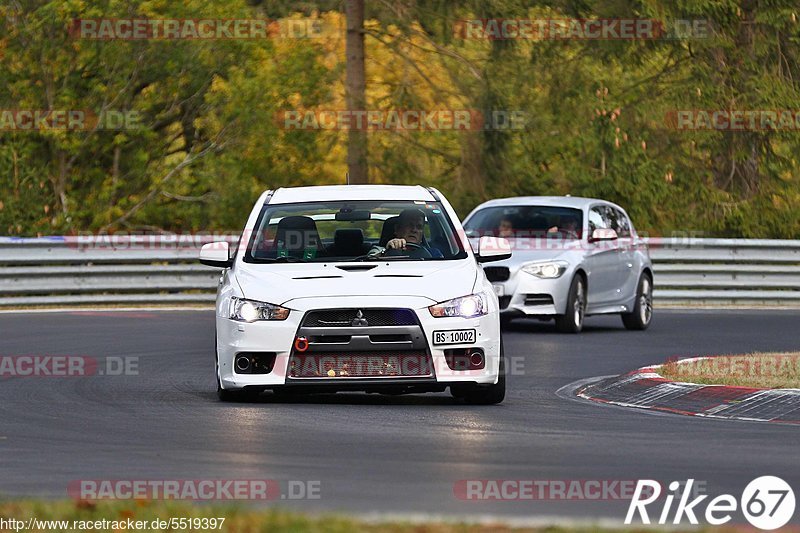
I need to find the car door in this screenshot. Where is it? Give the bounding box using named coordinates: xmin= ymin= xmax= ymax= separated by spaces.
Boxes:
xmin=584 ymin=205 xmax=624 ymax=307
xmin=609 ymin=206 xmax=638 ymax=303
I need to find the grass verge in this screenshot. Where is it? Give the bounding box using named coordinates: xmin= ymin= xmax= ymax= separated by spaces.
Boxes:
xmin=659 ymin=352 xmax=800 ymax=388
xmin=0 ymin=499 xmax=737 ymax=532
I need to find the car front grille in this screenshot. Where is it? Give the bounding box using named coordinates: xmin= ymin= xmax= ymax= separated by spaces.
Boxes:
xmin=288 ymin=351 xmax=434 ymax=378
xmin=291 ymin=308 xmax=432 ymax=380
xmin=302 ymin=308 xmax=417 ymax=327
xmin=483 ymin=266 xmax=510 ymax=282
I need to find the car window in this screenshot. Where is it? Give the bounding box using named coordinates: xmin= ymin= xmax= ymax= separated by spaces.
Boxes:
xmin=612 ymin=208 xmax=632 ymax=237
xmin=588 ymin=207 xmax=609 ymax=232
xmin=243 ymin=200 xmax=466 ymax=263
xmin=463 ymin=205 xmax=583 ymax=240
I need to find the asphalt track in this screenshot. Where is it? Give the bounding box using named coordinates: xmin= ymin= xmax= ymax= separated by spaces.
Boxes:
xmin=1 ymin=309 xmax=799 ymax=525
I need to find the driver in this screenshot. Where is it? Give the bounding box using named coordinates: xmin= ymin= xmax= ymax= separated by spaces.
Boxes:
xmin=547 ymin=215 xmax=580 ymax=238
xmin=384 ymin=209 xmax=442 ymax=258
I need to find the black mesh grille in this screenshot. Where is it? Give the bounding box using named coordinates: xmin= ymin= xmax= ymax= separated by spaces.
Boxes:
xmin=484 ymin=267 xmax=510 ymax=282
xmin=302 ymin=308 xmax=417 ymax=327
xmin=288 ymin=351 xmax=433 ymax=378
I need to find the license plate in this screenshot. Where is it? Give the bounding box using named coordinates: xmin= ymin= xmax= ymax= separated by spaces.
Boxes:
xmin=492 ymin=284 xmax=504 ymax=297
xmin=433 ymin=329 xmax=476 ymax=345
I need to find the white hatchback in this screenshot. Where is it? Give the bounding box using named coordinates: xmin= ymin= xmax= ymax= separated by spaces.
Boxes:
xmin=200 ymin=185 xmax=511 ymax=403
xmin=463 ymin=196 xmax=653 ymax=333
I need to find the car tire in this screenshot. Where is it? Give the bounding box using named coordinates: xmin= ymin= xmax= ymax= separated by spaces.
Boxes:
xmin=555 ymin=275 xmax=586 ymax=333
xmin=218 ymin=380 xmax=261 ymax=402
xmin=271 ymin=388 xmax=301 ymax=400
xmin=621 ymin=273 xmax=653 ymax=330
xmin=460 ymin=341 xmax=506 ymax=405
xmin=217 ymin=382 xmax=250 ymax=402
xmin=500 ymin=315 xmax=514 ymax=329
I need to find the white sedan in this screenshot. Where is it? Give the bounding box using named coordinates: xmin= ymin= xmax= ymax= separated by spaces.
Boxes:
xmin=200 ymin=185 xmax=511 ymax=403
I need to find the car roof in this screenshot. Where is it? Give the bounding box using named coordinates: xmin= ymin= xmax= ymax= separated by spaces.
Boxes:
xmin=268 ymin=185 xmax=436 ymax=204
xmin=471 ymin=196 xmax=622 ymax=211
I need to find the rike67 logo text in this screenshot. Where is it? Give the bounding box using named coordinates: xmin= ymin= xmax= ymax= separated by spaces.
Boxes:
xmin=626 ymin=477 xmax=796 ymax=530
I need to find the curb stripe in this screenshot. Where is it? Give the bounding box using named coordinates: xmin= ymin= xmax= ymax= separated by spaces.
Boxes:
xmin=578 ymin=360 xmax=800 ymax=425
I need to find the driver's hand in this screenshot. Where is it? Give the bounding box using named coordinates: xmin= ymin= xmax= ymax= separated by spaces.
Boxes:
xmin=386 ymin=238 xmax=407 ymax=250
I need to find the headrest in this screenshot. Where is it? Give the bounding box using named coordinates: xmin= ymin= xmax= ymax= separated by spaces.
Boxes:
xmin=275 ymin=216 xmax=320 ymax=252
xmin=379 ymin=216 xmax=399 ymax=246
xmin=334 ymin=228 xmax=364 ymax=250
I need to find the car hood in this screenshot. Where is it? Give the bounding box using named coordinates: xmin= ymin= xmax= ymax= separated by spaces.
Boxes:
xmin=233 ymin=259 xmax=478 ymax=308
xmin=471 ymin=238 xmax=580 ymax=263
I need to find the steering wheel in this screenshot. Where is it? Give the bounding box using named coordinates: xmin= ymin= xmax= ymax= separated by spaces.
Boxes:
xmin=404 ymin=242 xmax=433 ymax=258
xmin=384 ymin=241 xmax=432 ymax=258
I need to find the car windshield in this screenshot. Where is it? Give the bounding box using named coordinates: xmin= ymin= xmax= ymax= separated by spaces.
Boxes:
xmin=243 ymin=200 xmax=468 ymax=263
xmin=464 ymin=205 xmax=584 ymax=240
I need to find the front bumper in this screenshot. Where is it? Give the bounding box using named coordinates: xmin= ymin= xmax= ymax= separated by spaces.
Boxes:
xmin=489 ymin=267 xmax=574 ymax=316
xmin=216 ymin=296 xmax=501 ymax=392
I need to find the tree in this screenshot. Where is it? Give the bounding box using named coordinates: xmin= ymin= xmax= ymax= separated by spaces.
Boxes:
xmin=345 ymin=0 xmax=368 ymax=184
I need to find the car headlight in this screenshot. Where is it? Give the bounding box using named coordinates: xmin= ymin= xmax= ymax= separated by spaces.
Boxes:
xmin=429 ymin=292 xmax=489 ymax=318
xmin=522 ymin=260 xmax=569 ymax=279
xmin=229 ymin=297 xmax=289 ymax=322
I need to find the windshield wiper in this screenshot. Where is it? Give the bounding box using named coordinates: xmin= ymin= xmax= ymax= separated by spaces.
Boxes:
xmin=353 ymin=255 xmax=416 ymax=262
xmin=352 ymin=247 xmax=386 ymax=262
xmin=259 ymin=256 xmax=309 ymax=263
xmin=352 ymin=247 xmax=416 ymax=262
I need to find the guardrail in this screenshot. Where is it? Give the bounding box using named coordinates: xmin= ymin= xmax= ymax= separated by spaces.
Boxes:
xmin=0 ymin=235 xmax=237 ymax=307
xmin=0 ymin=236 xmax=798 ymax=307
xmin=650 ymin=238 xmax=800 ymax=306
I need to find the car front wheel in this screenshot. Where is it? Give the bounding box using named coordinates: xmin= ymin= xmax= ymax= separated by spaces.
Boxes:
xmin=555 ymin=275 xmax=586 ymax=333
xmin=621 ymin=273 xmax=653 ymax=330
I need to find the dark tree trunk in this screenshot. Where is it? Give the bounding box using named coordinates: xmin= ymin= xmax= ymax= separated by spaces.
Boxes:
xmin=345 ymin=0 xmax=368 ymax=184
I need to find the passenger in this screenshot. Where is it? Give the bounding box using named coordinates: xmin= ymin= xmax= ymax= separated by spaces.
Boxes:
xmin=497 ymin=217 xmax=515 ymax=238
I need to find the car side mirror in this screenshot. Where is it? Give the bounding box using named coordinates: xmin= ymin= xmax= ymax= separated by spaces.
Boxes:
xmin=589 ymin=228 xmax=618 ymax=242
xmin=475 ymin=236 xmax=512 ymax=263
xmin=200 ymin=242 xmax=232 ymax=268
